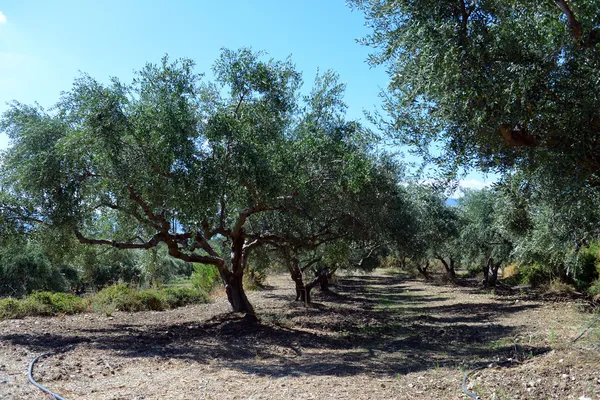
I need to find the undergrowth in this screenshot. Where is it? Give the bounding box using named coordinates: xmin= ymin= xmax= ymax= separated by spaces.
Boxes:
xmin=0 ymin=283 xmax=210 ymax=320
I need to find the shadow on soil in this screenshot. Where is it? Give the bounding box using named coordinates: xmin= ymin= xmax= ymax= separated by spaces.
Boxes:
xmin=0 ymin=274 xmax=551 ymax=378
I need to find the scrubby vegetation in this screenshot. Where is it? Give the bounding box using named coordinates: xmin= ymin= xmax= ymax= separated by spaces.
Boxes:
xmin=0 ymin=283 xmax=211 ymax=320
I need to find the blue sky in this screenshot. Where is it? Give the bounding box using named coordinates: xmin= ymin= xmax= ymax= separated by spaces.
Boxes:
xmin=0 ymin=1 xmax=495 ymax=192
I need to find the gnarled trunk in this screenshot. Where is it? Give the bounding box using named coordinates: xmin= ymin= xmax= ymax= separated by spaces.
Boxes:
xmin=291 ymin=265 xmax=310 ymax=303
xmin=317 ymin=268 xmax=331 ymax=292
xmin=417 ymin=260 xmax=431 ymax=280
xmin=483 ymin=257 xmax=501 ymax=287
xmin=223 ymin=233 xmax=256 ymax=319
xmin=225 ymin=273 xmax=255 ymax=316
xmin=437 ymin=256 xmax=456 ymax=281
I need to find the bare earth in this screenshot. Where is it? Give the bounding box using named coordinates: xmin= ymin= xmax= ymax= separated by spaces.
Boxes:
xmin=1 ymin=271 xmax=599 ymax=400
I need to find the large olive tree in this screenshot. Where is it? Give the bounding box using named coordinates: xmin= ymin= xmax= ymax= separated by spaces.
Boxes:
xmin=0 ymin=49 xmax=383 ymax=318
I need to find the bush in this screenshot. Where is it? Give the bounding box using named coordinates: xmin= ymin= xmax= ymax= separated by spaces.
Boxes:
xmin=379 ymin=256 xmax=402 ymax=270
xmin=162 ymin=287 xmax=208 ymax=308
xmin=190 ymin=264 xmax=220 ymax=294
xmin=91 ymin=283 xmax=210 ymax=315
xmin=520 ymin=262 xmax=552 ymax=287
xmin=545 ymin=279 xmax=576 ymax=295
xmin=574 ymin=243 xmax=600 ymax=289
xmin=587 ymin=279 xmax=600 ymax=298
xmin=25 ymin=292 xmax=86 ymax=315
xmin=0 ymin=292 xmax=86 ymax=320
xmin=0 ymin=244 xmax=69 ymax=297
xmin=463 ymin=264 xmax=482 ymax=279
xmin=0 ymin=298 xmax=23 ymax=319
xmin=0 ymin=283 xmax=210 ymax=321
xmin=91 ymin=284 xmax=164 ymax=312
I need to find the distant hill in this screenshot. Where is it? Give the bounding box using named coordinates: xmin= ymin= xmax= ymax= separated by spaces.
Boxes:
xmin=445 ymin=198 xmax=459 ymax=206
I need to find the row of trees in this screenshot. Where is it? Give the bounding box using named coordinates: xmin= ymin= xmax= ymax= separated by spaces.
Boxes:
xmin=0 ymin=48 xmax=413 ymax=318
xmin=3 ymin=0 xmax=600 ymax=318
xmin=399 ymin=178 xmax=600 ymax=292
xmin=345 ymin=1 xmax=600 ymax=291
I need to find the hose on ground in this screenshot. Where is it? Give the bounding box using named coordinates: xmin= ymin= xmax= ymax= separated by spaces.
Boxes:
xmin=461 ymin=364 xmax=486 ymax=400
xmin=572 ymin=314 xmax=600 ymax=343
xmin=28 ymin=348 xmax=72 ymax=400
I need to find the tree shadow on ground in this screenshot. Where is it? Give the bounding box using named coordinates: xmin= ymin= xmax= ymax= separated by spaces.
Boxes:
xmin=0 ymin=273 xmax=550 ymax=378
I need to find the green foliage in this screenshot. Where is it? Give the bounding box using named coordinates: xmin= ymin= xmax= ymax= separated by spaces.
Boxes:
xmin=190 ymin=264 xmax=220 ymax=294
xmin=379 ymin=255 xmax=402 ymax=270
xmin=0 ymin=298 xmax=25 ymax=319
xmin=520 ymin=262 xmax=552 ymax=287
xmin=139 ymin=245 xmax=193 ymax=287
xmin=0 ymin=48 xmax=395 ymax=314
xmin=0 ymin=283 xmax=209 ymax=320
xmin=458 ymin=188 xmax=512 ymax=268
xmin=587 ymin=279 xmax=600 ymax=297
xmin=161 ymin=286 xmax=208 ymax=308
xmin=0 ymin=292 xmax=85 ymax=319
xmin=91 ymin=284 xmax=163 ymax=312
xmin=24 ymin=292 xmax=87 ymax=315
xmin=0 ymin=241 xmax=69 ymax=297
xmin=350 ymin=0 xmax=600 ymax=180
xmin=243 ymin=246 xmax=270 ymax=288
xmin=90 ymin=283 xmax=208 ymax=314
xmin=574 ymin=243 xmax=600 ymax=289
xmin=76 ymin=247 xmax=143 ymax=290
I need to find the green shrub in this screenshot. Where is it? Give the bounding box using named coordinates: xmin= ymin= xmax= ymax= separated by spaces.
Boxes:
xmin=162 ymin=287 xmax=208 ymax=308
xmin=463 ymin=264 xmax=482 ymax=279
xmin=91 ymin=284 xmax=164 ymax=312
xmin=379 ymin=256 xmax=402 ymax=270
xmin=0 ymin=292 xmax=85 ymax=320
xmin=520 ymin=262 xmax=552 ymax=287
xmin=587 ymin=279 xmax=600 ymax=298
xmin=0 ymin=244 xmax=69 ymax=297
xmin=91 ymin=283 xmax=209 ymax=314
xmin=26 ymin=292 xmax=86 ymax=315
xmin=0 ymin=283 xmax=210 ymax=321
xmin=574 ymin=243 xmax=600 ymax=289
xmin=0 ymin=298 xmax=23 ymax=319
xmin=190 ymin=264 xmax=220 ymax=294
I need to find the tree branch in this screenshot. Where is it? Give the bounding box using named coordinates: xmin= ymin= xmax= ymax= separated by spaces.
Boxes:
xmin=74 ymin=230 xmax=163 ymax=250
xmin=554 ymin=0 xmax=583 ymax=39
xmin=126 ymin=185 xmax=169 ymax=231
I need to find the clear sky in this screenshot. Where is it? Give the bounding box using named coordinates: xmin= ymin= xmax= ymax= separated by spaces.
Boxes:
xmin=0 ymin=1 xmax=495 ymax=192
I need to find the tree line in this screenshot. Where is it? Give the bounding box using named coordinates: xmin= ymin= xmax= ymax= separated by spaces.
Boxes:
xmin=2 ymin=0 xmax=600 ymax=318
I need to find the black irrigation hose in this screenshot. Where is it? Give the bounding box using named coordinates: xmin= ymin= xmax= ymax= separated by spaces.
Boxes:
xmin=572 ymin=314 xmax=600 ymax=343
xmin=28 ymin=350 xmax=69 ymax=400
xmin=461 ymin=364 xmax=486 ymax=400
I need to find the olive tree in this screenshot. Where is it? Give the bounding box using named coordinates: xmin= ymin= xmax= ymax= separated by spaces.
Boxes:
xmin=0 ymin=49 xmax=382 ymax=318
xmin=458 ymin=189 xmax=512 ymax=286
xmin=349 ymin=0 xmax=600 ymax=180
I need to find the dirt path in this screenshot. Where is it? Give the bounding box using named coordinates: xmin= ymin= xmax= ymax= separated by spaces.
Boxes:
xmin=1 ymin=271 xmax=599 ymax=399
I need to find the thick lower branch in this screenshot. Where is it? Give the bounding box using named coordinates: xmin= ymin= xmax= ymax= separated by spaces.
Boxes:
xmin=75 ymin=230 xmax=163 ymax=249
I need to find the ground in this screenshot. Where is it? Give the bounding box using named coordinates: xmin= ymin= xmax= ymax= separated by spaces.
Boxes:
xmin=0 ymin=271 xmax=599 ymax=400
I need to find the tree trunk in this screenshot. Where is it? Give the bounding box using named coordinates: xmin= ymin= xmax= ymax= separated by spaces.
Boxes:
xmin=483 ymin=257 xmax=491 ymax=286
xmin=318 ymin=268 xmax=330 ymax=292
xmin=437 ymin=256 xmax=456 ymax=280
xmin=489 ymin=259 xmax=501 ymax=287
xmin=291 ymin=265 xmax=310 ymax=303
xmin=484 ymin=257 xmax=501 ymax=287
xmin=224 ymin=234 xmax=256 ymax=320
xmin=417 ymin=261 xmax=431 ymax=280
xmin=225 ymin=273 xmax=255 ymax=317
